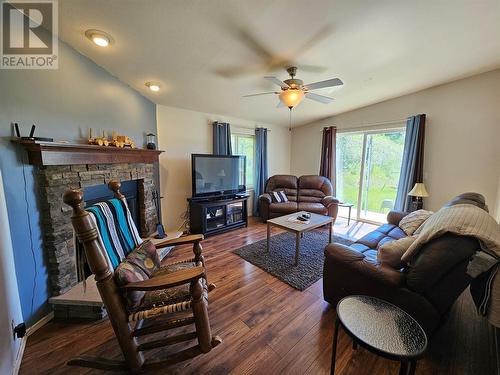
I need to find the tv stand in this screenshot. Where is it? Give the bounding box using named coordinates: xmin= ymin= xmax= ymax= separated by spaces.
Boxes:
xmin=189 ymin=195 xmax=249 ymax=236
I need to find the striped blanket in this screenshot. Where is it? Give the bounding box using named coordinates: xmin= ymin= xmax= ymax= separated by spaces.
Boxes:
xmin=86 ymin=198 xmax=143 ymax=269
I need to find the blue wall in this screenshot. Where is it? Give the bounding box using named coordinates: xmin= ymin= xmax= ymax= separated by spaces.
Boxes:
xmin=0 ymin=40 xmax=156 ymax=325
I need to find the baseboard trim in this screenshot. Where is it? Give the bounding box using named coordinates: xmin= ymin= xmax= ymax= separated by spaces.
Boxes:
xmin=495 ymin=327 xmax=500 ymax=375
xmin=12 ymin=336 xmax=26 ymax=375
xmin=12 ymin=311 xmax=54 ymax=375
xmin=26 ymin=311 xmax=54 ymax=337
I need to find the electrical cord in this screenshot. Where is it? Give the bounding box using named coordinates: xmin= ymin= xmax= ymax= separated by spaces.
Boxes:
xmin=178 ymin=202 xmax=190 ymax=233
xmin=21 ymin=153 xmax=37 ymax=316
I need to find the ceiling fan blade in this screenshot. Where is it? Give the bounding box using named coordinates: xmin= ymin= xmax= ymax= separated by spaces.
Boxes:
xmin=216 ymin=64 xmax=266 ymax=78
xmin=277 ymin=100 xmax=284 ymax=108
xmin=292 ymin=25 xmax=333 ymax=57
xmin=304 ymin=78 xmax=343 ymax=91
xmin=264 ymin=76 xmax=289 ymax=89
xmin=242 ymin=92 xmax=279 ymax=98
xmin=305 ymin=92 xmax=334 ymax=104
xmin=234 ymin=28 xmax=274 ymax=61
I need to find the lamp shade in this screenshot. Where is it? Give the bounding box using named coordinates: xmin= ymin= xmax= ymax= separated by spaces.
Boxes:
xmin=279 ymin=89 xmax=305 ymax=108
xmin=408 ymin=183 xmax=429 ymax=197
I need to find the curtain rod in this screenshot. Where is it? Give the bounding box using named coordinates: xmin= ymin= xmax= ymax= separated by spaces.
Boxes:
xmin=212 ymin=123 xmax=271 ymax=132
xmin=319 ymin=118 xmax=408 ymax=131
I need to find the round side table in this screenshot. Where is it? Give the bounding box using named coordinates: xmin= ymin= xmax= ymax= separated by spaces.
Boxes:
xmin=331 ymin=295 xmax=427 ymax=375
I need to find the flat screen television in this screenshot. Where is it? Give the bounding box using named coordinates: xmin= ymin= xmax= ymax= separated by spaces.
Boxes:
xmin=191 ymin=154 xmax=246 ymax=199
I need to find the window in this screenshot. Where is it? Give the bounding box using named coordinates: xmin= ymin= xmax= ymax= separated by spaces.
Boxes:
xmin=231 ymin=134 xmax=255 ymax=189
xmin=336 ymin=128 xmax=406 ymax=223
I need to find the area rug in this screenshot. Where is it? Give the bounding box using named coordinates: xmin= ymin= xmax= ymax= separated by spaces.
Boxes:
xmin=233 ymin=231 xmax=353 ymax=291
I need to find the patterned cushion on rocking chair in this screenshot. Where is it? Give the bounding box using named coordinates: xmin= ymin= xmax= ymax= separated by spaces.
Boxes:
xmin=154 ymin=260 xmax=203 ymax=275
xmin=138 ymin=261 xmax=205 ymax=311
xmin=128 ymin=275 xmax=208 ymax=322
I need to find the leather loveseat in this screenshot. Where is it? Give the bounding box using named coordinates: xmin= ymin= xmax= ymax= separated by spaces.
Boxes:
xmin=323 ymin=193 xmax=487 ymax=334
xmin=258 ymin=175 xmax=339 ymax=221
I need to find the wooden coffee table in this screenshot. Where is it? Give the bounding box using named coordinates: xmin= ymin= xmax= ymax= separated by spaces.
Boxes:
xmin=266 ymin=211 xmax=334 ymax=266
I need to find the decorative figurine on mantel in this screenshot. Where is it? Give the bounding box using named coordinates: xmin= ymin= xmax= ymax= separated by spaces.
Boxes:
xmin=87 ymin=129 xmax=136 ymax=148
xmin=88 ymin=128 xmax=109 ymax=146
xmin=111 ymin=131 xmax=136 ymax=148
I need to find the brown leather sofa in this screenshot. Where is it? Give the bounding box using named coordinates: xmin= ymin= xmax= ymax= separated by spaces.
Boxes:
xmin=258 ymin=175 xmax=339 ymax=221
xmin=323 ymin=193 xmax=486 ymax=334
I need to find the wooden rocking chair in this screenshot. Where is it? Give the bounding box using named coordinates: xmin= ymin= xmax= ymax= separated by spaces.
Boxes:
xmin=63 ymin=181 xmax=221 ymax=373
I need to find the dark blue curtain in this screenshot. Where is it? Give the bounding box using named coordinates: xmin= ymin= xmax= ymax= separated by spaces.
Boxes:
xmin=212 ymin=122 xmax=232 ymax=155
xmin=253 ymin=127 xmax=268 ymax=216
xmin=394 ymin=114 xmax=426 ymax=211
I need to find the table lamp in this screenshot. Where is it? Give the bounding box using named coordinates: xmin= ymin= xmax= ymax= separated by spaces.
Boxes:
xmin=408 ymin=183 xmax=429 ymax=211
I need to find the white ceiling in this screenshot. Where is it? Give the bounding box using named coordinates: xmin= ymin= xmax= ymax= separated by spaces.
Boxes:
xmin=58 ymin=0 xmax=500 ymax=127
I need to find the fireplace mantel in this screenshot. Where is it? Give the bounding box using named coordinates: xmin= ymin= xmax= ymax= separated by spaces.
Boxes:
xmin=13 ymin=139 xmax=163 ymax=166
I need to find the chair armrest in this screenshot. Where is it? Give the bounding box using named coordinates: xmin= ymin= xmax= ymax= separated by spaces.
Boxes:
xmin=122 ymin=266 xmax=204 ymax=291
xmin=324 ymin=243 xmax=405 ymax=287
xmin=321 ymin=196 xmax=340 ymax=207
xmin=154 ymin=234 xmax=203 ymax=249
xmin=259 ymin=193 xmax=272 ymax=204
xmin=387 ymin=210 xmax=409 ymax=226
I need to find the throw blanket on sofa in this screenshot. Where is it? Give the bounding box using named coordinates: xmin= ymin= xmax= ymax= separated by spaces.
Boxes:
xmin=401 ymin=203 xmax=500 ymax=327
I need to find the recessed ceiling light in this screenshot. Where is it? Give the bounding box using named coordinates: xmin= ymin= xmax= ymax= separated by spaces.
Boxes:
xmin=85 ymin=29 xmax=114 ymax=47
xmin=145 ymin=82 xmax=160 ymax=92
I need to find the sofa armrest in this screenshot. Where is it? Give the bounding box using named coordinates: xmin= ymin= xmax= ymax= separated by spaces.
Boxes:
xmin=259 ymin=193 xmax=272 ymax=205
xmin=323 ymin=243 xmax=440 ymax=333
xmin=324 ymin=243 xmax=405 ymax=287
xmin=258 ymin=193 xmax=272 ymax=221
xmin=321 ymin=196 xmax=340 ymax=207
xmin=387 ymin=210 xmax=409 ymax=226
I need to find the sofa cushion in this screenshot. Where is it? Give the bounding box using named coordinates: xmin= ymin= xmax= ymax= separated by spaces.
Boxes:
xmin=298 ymin=175 xmax=332 ymax=203
xmin=378 ymin=235 xmax=418 ymax=268
xmin=266 ymin=175 xmax=298 ymax=201
xmin=297 ymin=202 xmax=327 ymax=215
xmin=269 ymin=201 xmax=297 ymax=214
xmin=399 ymin=209 xmax=433 ymax=235
xmin=356 ymin=224 xmax=407 ymax=250
xmin=271 ymin=191 xmax=288 ymax=203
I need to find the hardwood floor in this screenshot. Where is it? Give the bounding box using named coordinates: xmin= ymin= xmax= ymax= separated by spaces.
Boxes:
xmin=20 ymin=217 xmax=495 ymax=375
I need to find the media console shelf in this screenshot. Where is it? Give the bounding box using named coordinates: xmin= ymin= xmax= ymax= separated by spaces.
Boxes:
xmin=189 ymin=195 xmax=249 ymax=236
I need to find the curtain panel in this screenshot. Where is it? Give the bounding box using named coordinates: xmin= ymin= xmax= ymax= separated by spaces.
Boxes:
xmin=212 ymin=122 xmax=232 ymax=155
xmin=394 ymin=114 xmax=426 ymax=211
xmin=319 ymin=126 xmax=337 ymax=195
xmin=253 ymin=127 xmax=268 ymax=216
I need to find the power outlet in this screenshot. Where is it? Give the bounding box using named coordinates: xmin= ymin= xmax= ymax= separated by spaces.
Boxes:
xmin=12 ymin=321 xmax=26 ymax=339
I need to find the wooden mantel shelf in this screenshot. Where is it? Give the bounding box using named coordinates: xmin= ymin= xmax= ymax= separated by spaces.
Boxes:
xmin=13 ymin=139 xmax=164 ymax=166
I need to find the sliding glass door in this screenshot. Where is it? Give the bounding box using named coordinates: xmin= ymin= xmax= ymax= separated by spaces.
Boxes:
xmin=336 ymin=129 xmax=405 ymax=223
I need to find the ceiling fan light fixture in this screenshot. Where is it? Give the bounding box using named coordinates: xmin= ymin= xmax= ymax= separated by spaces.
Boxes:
xmin=279 ymin=89 xmax=304 ymax=108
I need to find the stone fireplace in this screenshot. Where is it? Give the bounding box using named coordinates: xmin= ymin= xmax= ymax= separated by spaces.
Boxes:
xmin=15 ymin=140 xmax=164 ymax=319
xmin=39 ymin=163 xmax=158 ymax=295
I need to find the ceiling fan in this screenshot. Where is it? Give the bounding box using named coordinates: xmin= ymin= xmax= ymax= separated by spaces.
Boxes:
xmin=243 ymin=66 xmax=343 ymax=109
